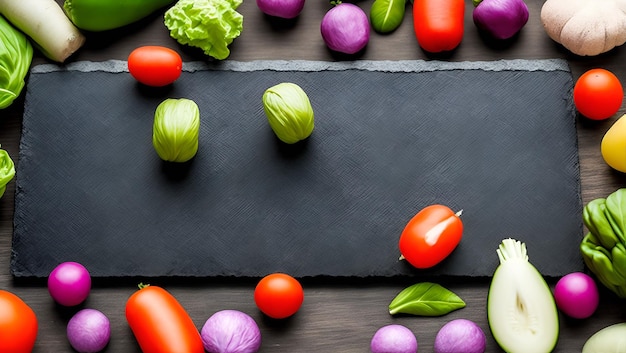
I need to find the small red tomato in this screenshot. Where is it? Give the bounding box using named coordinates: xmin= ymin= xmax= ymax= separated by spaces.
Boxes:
xmin=128 ymin=46 xmax=182 ymax=87
xmin=0 ymin=290 xmax=38 ymax=353
xmin=573 ymin=68 xmax=623 ymax=120
xmin=254 ymin=273 xmax=304 ymax=319
xmin=399 ymin=204 xmax=463 ymax=269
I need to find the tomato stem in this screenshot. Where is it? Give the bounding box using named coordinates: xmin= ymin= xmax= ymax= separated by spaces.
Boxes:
xmin=137 ymin=282 xmax=151 ymax=290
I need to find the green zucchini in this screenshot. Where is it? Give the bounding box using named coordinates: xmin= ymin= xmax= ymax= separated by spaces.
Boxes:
xmin=63 ymin=0 xmax=176 ymax=32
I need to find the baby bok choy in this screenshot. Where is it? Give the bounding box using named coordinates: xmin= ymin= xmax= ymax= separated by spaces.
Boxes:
xmin=487 ymin=238 xmax=558 ymax=353
xmin=580 ymin=188 xmax=626 ymax=298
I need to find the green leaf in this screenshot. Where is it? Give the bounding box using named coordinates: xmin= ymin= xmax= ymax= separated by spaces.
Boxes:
xmin=0 ymin=148 xmax=15 ymax=199
xmin=369 ymin=0 xmax=405 ymax=34
xmin=388 ymin=282 xmax=466 ymax=316
xmin=605 ymin=188 xmax=626 ymax=243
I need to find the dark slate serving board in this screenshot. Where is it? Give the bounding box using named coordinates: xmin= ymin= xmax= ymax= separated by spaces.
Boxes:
xmin=11 ymin=59 xmax=583 ymax=278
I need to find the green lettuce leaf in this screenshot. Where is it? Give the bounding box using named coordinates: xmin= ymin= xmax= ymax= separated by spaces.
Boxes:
xmin=164 ymin=0 xmax=243 ymax=60
xmin=0 ymin=147 xmax=15 ymax=198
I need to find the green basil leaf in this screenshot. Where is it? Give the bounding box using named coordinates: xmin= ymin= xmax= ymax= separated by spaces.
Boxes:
xmin=388 ymin=282 xmax=466 ymax=316
xmin=369 ymin=0 xmax=406 ymax=34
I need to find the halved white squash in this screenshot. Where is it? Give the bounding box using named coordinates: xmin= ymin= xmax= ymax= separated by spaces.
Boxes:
xmin=487 ymin=238 xmax=559 ymax=353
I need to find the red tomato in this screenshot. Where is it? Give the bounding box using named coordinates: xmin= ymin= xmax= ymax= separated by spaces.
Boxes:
xmin=399 ymin=204 xmax=463 ymax=269
xmin=413 ymin=0 xmax=465 ymax=53
xmin=574 ymin=68 xmax=623 ymax=120
xmin=254 ymin=273 xmax=304 ymax=319
xmin=127 ymin=46 xmax=183 ymax=87
xmin=125 ymin=284 xmax=204 ymax=353
xmin=0 ymin=290 xmax=38 ymax=353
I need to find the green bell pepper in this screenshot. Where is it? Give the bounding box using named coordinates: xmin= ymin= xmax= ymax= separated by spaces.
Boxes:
xmin=581 ymin=188 xmax=626 ymax=298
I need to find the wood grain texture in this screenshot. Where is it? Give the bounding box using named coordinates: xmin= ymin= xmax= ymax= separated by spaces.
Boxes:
xmin=1 ymin=0 xmax=626 ymax=351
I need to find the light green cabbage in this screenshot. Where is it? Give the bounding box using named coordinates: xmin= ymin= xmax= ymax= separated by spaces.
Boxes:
xmin=153 ymin=98 xmax=200 ymax=163
xmin=0 ymin=15 xmax=33 ymax=109
xmin=263 ymin=82 xmax=315 ymax=144
xmin=164 ymin=0 xmax=243 ymax=60
xmin=0 ymin=147 xmax=15 ymax=198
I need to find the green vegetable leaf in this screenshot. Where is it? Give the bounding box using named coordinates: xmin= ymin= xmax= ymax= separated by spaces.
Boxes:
xmin=369 ymin=0 xmax=405 ymax=34
xmin=0 ymin=15 xmax=33 ymax=109
xmin=0 ymin=147 xmax=15 ymax=199
xmin=605 ymin=188 xmax=626 ymax=243
xmin=164 ymin=0 xmax=244 ymax=60
xmin=389 ymin=282 xmax=466 ymax=316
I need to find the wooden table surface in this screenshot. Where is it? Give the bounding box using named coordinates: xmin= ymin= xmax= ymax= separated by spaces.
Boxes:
xmin=2 ymin=0 xmax=626 ymax=351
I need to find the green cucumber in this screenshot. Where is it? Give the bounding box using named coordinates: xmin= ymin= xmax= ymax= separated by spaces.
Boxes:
xmin=63 ymin=0 xmax=176 ymax=32
xmin=487 ymin=238 xmax=559 ymax=353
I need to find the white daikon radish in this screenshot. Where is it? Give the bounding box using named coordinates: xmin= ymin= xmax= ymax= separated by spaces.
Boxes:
xmin=0 ymin=0 xmax=85 ymax=62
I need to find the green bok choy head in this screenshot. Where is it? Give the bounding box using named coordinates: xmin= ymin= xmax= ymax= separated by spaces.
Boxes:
xmin=581 ymin=188 xmax=626 ymax=298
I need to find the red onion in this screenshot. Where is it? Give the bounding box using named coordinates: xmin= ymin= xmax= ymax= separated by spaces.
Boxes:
xmin=554 ymin=272 xmax=599 ymax=319
xmin=370 ymin=324 xmax=417 ymax=353
xmin=434 ymin=319 xmax=486 ymax=353
xmin=256 ymin=0 xmax=305 ymax=19
xmin=47 ymin=261 xmax=92 ymax=306
xmin=320 ymin=2 xmax=370 ymax=54
xmin=472 ymin=0 xmax=529 ymax=40
xmin=67 ymin=309 xmax=111 ymax=353
xmin=201 ymin=310 xmax=262 ymax=353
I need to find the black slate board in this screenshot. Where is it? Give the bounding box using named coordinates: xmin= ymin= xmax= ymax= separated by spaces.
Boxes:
xmin=11 ymin=59 xmax=583 ymax=278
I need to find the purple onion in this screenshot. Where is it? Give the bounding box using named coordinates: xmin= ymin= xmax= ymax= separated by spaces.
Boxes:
xmin=48 ymin=261 xmax=92 ymax=306
xmin=473 ymin=0 xmax=529 ymax=40
xmin=434 ymin=319 xmax=486 ymax=353
xmin=201 ymin=310 xmax=262 ymax=353
xmin=66 ymin=309 xmax=111 ymax=353
xmin=256 ymin=0 xmax=305 ymax=19
xmin=320 ymin=2 xmax=370 ymax=54
xmin=370 ymin=324 xmax=418 ymax=353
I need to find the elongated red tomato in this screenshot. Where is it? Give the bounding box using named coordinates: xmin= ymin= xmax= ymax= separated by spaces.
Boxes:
xmin=126 ymin=284 xmax=204 ymax=353
xmin=0 ymin=290 xmax=38 ymax=353
xmin=412 ymin=0 xmax=465 ymax=53
xmin=399 ymin=204 xmax=463 ymax=269
xmin=128 ymin=46 xmax=182 ymax=87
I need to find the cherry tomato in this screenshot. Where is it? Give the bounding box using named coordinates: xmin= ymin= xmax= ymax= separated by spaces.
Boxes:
xmin=254 ymin=273 xmax=304 ymax=319
xmin=127 ymin=46 xmax=183 ymax=87
xmin=0 ymin=290 xmax=38 ymax=353
xmin=399 ymin=204 xmax=463 ymax=269
xmin=573 ymin=68 xmax=623 ymax=120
